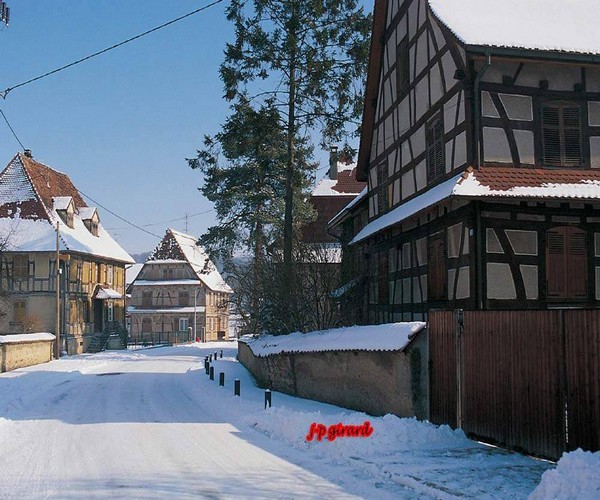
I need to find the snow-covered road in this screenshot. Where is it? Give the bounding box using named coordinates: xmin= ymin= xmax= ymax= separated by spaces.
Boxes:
xmin=0 ymin=343 xmax=553 ymax=498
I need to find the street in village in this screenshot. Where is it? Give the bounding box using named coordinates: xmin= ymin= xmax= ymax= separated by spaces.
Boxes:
xmin=0 ymin=342 xmax=554 ymax=499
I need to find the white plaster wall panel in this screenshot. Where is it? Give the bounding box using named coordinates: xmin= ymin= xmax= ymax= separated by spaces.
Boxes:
xmin=389 ymin=247 xmax=398 ymax=273
xmin=393 ymin=179 xmax=401 ymax=205
xmin=401 ymin=141 xmax=412 ymax=168
xmin=415 ymin=32 xmax=428 ymax=77
xmin=383 ymin=73 xmax=393 ymax=115
xmin=588 ymin=68 xmax=600 ymax=93
xmin=412 ymin=125 xmax=426 ymax=158
xmin=457 ymin=47 xmax=466 ymax=67
xmin=420 ymin=275 xmax=428 ymax=302
xmin=415 ymin=160 xmax=427 ymax=191
xmin=453 ymin=131 xmax=467 ymax=169
xmin=415 ymin=77 xmax=429 ymax=120
xmin=482 ymin=91 xmax=500 ymax=118
xmin=499 ymin=94 xmax=533 ymax=121
xmin=370 ymin=134 xmax=378 ymax=163
xmin=595 ymin=233 xmax=600 ymax=257
xmin=415 ymin=237 xmax=427 ymax=266
xmin=456 ymin=266 xmax=470 ymax=299
xmin=440 ymin=52 xmax=456 ymax=93
xmin=487 ymin=263 xmax=517 ymax=299
xmin=482 ymin=61 xmax=521 ymax=85
xmin=430 ymin=63 xmax=444 ymax=107
xmin=402 ymin=170 xmax=416 ymax=200
xmin=514 ymin=130 xmax=535 ymax=165
xmin=398 ymin=97 xmax=411 ymax=138
xmin=418 ymin=0 xmax=427 ymax=28
xmin=445 ymin=140 xmax=454 ymax=173
xmin=408 ymin=0 xmax=418 ymax=40
xmin=412 ymin=276 xmax=424 ymax=303
xmin=596 ymin=267 xmax=600 ymax=300
xmin=392 ymin=279 xmax=402 ymax=305
xmin=589 ymin=102 xmax=600 ymax=126
xmin=384 ymin=114 xmax=394 ymax=150
xmin=457 ymin=91 xmax=465 ymax=125
xmin=430 ymin=13 xmax=446 ymax=50
xmin=506 ymin=230 xmax=538 ymax=255
xmin=388 ymin=0 xmax=397 ymax=26
xmin=369 ymin=167 xmax=378 ymax=189
xmin=402 ymin=277 xmax=412 ymax=303
xmin=444 ymin=92 xmax=460 ymax=132
xmin=462 ymin=227 xmax=470 ymax=255
xmin=520 ymin=265 xmax=539 ymax=300
xmin=447 ymin=223 xmax=463 ymax=258
xmin=591 ymin=137 xmax=600 ymax=168
xmin=397 ymin=9 xmax=408 ymax=44
xmin=388 ymin=150 xmax=398 ymax=175
xmin=483 ymin=127 xmax=512 ymax=163
xmin=402 ymin=242 xmax=412 ymax=269
xmin=486 ymin=229 xmax=504 ymax=253
xmin=369 ymin=195 xmax=375 ymax=218
xmin=549 ymin=66 xmax=581 ymax=91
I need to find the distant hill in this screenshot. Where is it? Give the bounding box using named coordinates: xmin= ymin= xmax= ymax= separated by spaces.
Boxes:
xmin=130 ymin=251 xmax=151 ymax=263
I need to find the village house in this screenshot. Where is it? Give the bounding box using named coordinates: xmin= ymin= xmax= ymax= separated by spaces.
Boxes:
xmin=128 ymin=228 xmax=233 ymax=343
xmin=0 ymin=151 xmax=134 ymax=353
xmin=330 ymin=0 xmax=600 ymax=323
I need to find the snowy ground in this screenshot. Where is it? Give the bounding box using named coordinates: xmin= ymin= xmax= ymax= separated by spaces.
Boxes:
xmin=0 ymin=342 xmax=557 ymax=498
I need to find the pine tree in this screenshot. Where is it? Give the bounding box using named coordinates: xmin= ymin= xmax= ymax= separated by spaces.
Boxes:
xmin=220 ymin=0 xmax=372 ymax=279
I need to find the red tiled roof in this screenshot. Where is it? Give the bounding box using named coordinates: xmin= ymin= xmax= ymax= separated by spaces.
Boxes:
xmin=469 ymin=166 xmax=600 ymax=191
xmin=331 ymin=168 xmax=367 ymax=194
xmin=20 ymin=153 xmax=87 ymax=209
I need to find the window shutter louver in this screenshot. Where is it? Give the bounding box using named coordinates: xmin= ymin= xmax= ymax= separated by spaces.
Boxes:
xmin=546 ymin=227 xmax=588 ymax=300
xmin=567 ymin=228 xmax=588 ymax=298
xmin=546 ymin=228 xmax=567 ymax=298
xmin=427 ymin=115 xmax=445 ymax=184
xmin=542 ymin=103 xmax=582 ymax=167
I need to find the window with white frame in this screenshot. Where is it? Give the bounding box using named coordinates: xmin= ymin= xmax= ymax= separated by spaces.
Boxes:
xmin=107 ymin=265 xmax=114 ymax=285
xmin=179 ymin=317 xmax=189 ymax=332
xmin=107 ymin=301 xmax=114 ymax=322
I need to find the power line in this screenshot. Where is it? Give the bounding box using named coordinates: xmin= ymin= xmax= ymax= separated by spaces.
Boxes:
xmin=77 ymin=189 xmax=163 ymax=239
xmin=106 ymin=208 xmax=214 ymax=231
xmin=0 ymin=0 xmax=224 ymax=99
xmin=0 ymin=107 xmax=25 ymax=149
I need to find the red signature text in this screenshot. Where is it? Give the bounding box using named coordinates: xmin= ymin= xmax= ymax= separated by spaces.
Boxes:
xmin=305 ymin=421 xmax=374 ymax=442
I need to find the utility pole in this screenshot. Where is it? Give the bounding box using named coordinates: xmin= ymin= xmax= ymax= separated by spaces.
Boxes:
xmin=55 ymin=221 xmax=61 ymax=359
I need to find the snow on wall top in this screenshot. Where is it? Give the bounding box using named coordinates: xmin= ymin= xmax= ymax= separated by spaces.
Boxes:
xmin=429 ymin=0 xmax=600 ymax=55
xmin=240 ymin=322 xmax=426 ymax=357
xmin=0 ymin=332 xmax=55 ymax=344
xmin=148 ymin=228 xmax=233 ymax=293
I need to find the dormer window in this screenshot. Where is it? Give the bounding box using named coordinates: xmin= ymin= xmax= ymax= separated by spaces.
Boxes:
xmin=79 ymin=207 xmax=100 ymax=237
xmin=541 ymin=102 xmax=583 ymax=167
xmin=53 ymin=196 xmax=75 ymax=229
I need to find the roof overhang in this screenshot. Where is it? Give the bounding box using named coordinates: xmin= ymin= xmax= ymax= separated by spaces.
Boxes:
xmin=94 ymin=287 xmax=123 ymax=300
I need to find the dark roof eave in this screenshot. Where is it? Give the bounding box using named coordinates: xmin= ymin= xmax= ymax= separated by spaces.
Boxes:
xmin=466 ymin=44 xmax=600 ymax=65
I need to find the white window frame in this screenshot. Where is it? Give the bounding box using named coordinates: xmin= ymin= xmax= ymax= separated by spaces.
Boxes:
xmin=179 ymin=317 xmax=189 ymax=332
xmin=107 ymin=301 xmax=114 ymax=322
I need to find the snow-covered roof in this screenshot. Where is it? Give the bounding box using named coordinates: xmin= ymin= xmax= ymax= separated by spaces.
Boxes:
xmin=52 ymin=196 xmax=73 ymax=211
xmin=134 ymin=279 xmax=203 ymax=286
xmin=147 ymin=228 xmax=233 ymax=294
xmin=312 ymin=162 xmax=366 ymax=197
xmin=240 ymin=322 xmax=426 ymax=356
xmin=78 ymin=207 xmax=98 ymax=220
xmin=0 ymin=153 xmax=134 ymax=264
xmin=429 ymin=0 xmax=600 ymax=56
xmin=352 ymin=166 xmax=600 ymax=244
xmin=128 ymin=306 xmax=206 ymax=314
xmin=0 ymin=332 xmax=55 ymax=344
xmin=328 ymin=186 xmax=368 ymax=228
xmin=95 ymin=287 xmax=122 ymax=300
xmin=126 ymin=263 xmax=144 ymax=286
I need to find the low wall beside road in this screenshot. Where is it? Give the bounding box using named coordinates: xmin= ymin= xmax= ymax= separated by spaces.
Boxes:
xmin=0 ymin=333 xmax=55 ymax=372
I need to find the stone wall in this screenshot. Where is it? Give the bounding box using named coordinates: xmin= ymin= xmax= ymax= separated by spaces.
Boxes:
xmin=0 ymin=334 xmax=55 ymax=372
xmin=238 ymin=331 xmax=429 ymax=419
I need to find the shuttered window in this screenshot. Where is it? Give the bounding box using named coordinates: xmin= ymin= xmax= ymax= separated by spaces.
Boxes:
xmin=142 ymin=291 xmax=152 ymax=308
xmin=378 ymin=251 xmax=389 ymax=305
xmin=377 ymin=162 xmax=389 ymax=213
xmin=541 ymin=102 xmax=583 ymax=167
xmin=428 ymin=236 xmax=446 ymax=300
xmin=396 ymin=37 xmax=410 ymax=99
xmin=426 ymin=114 xmax=445 ymax=183
xmin=178 ymin=291 xmax=190 ymax=307
xmin=13 ymin=255 xmax=28 ymax=278
xmin=546 ymin=227 xmax=588 ymax=300
xmin=142 ymin=317 xmax=152 ymax=333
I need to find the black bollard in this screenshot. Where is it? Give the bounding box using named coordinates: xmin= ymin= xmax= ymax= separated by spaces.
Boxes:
xmin=204 ymin=359 xmax=209 ymax=374
xmin=214 ymin=351 xmax=218 ymax=360
xmin=209 ymin=366 xmax=214 ymax=380
xmin=219 ymin=372 xmax=225 ymax=386
xmin=209 ymin=354 xmax=212 ymax=362
xmin=234 ymin=379 xmax=240 ymax=396
xmin=264 ymin=389 xmax=272 ymax=409
xmin=220 ymin=350 xmax=223 ymax=358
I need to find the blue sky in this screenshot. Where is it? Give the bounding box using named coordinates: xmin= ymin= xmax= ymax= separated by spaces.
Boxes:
xmin=0 ymin=1 xmax=371 ymax=256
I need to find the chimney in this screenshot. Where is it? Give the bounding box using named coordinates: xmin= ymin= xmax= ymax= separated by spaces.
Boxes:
xmin=329 ymin=146 xmax=338 ymax=180
xmin=23 ymin=149 xmax=33 ymax=158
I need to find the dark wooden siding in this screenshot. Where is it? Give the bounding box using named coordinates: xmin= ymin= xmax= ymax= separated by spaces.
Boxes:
xmin=429 ymin=310 xmax=456 ymax=427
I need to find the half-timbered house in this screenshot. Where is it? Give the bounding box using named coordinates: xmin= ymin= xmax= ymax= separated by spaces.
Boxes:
xmin=0 ymin=152 xmax=134 ymax=353
xmin=128 ymin=229 xmax=233 ymax=342
xmin=332 ymin=0 xmax=600 ymax=323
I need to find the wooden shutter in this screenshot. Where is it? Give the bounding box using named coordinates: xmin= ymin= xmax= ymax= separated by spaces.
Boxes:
xmin=542 ymin=103 xmax=582 ymax=167
xmin=428 ymin=237 xmax=446 ymax=300
xmin=396 ymin=37 xmax=409 ymax=98
xmin=378 ymin=252 xmax=389 ymax=305
xmin=427 ymin=115 xmax=445 ymax=183
xmin=546 ymin=227 xmax=587 ymax=300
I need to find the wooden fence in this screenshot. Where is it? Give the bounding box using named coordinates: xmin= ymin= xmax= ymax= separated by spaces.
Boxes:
xmin=429 ymin=309 xmax=600 ymax=460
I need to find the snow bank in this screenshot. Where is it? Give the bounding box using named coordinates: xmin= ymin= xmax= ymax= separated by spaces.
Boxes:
xmin=529 ymin=449 xmax=600 ymax=499
xmin=241 ymin=322 xmax=426 ymax=356
xmin=244 ymin=408 xmax=468 ymax=460
xmin=0 ymin=332 xmax=55 ymax=344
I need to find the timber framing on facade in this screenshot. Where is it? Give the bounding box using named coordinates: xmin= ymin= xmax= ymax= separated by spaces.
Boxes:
xmin=0 ymin=152 xmax=134 ymax=353
xmin=332 ymin=0 xmax=600 ymax=323
xmin=128 ymin=229 xmax=233 ymax=342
